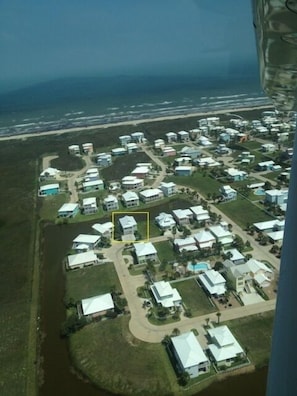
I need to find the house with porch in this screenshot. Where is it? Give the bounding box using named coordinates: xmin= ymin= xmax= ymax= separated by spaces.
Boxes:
xmin=172 ymin=208 xmax=193 ymax=225
xmin=171 ymin=332 xmax=210 ymax=378
xmin=121 ymin=191 xmax=140 ymax=208
xmin=134 ymin=242 xmax=158 ymax=264
xmin=81 ymin=293 xmax=114 ymax=318
xmin=177 ymin=130 xmax=189 ymax=142
xmin=155 ymin=212 xmax=176 ymax=230
xmin=220 ymin=185 xmax=237 ymax=201
xmin=198 ymin=269 xmax=226 ymax=297
xmin=119 ymin=215 xmax=137 ymax=235
xmin=39 ymin=167 xmax=60 ymax=181
xmin=225 ymin=168 xmax=247 ymax=182
xmin=82 ymin=179 xmax=104 ymax=192
xmin=207 ymin=325 xmax=245 ymax=368
xmin=82 ymin=197 xmax=98 ymax=215
xmin=103 ymin=195 xmax=119 ymax=211
xmin=150 ymin=280 xmax=182 ymax=308
xmin=175 ymin=166 xmax=192 ymax=176
xmin=97 ymin=153 xmax=112 ymax=167
xmin=190 ymin=205 xmax=210 ymax=222
xmin=39 ymin=183 xmax=60 ymax=196
xmin=67 ymin=250 xmax=98 ymax=270
xmin=159 ymin=181 xmax=177 ymax=197
xmin=166 ymin=132 xmax=177 ymax=142
xmin=265 ymin=189 xmax=288 ymax=205
xmin=58 ymin=203 xmax=80 ymax=218
xmin=209 ymin=225 xmax=234 ymax=245
xmin=92 ymin=222 xmax=114 ymax=238
xmin=72 ymin=234 xmax=101 ymax=251
xmin=121 ymin=176 xmax=144 ymax=190
xmin=193 ymin=230 xmax=215 ymax=250
xmin=174 ymin=237 xmax=198 ymax=253
xmin=180 ymin=146 xmax=201 ymax=159
xmin=139 ymin=188 xmax=163 ymax=203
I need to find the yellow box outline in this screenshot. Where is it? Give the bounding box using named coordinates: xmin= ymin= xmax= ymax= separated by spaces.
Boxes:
xmin=111 ymin=211 xmax=150 ymax=243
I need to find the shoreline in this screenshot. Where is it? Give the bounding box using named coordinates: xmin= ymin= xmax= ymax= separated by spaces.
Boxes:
xmin=0 ymin=104 xmax=273 ymax=142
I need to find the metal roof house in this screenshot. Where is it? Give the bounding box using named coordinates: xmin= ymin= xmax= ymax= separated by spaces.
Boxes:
xmin=67 ymin=250 xmax=98 ymax=270
xmin=58 ymin=203 xmax=79 ymax=218
xmin=171 ymin=332 xmax=210 ymax=378
xmin=81 ymin=293 xmax=114 ymax=318
xmin=39 ymin=183 xmax=60 ymax=196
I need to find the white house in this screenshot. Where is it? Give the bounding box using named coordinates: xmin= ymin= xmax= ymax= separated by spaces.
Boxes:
xmin=207 ymin=326 xmax=245 ymax=367
xmin=209 ymin=225 xmax=233 ymax=245
xmin=67 ymin=250 xmax=98 ymax=270
xmin=195 ymin=157 xmax=220 ymax=167
xmin=134 ymin=242 xmax=158 ymax=264
xmin=82 ymin=142 xmax=94 ymax=154
xmin=159 ymin=182 xmax=177 ymax=197
xmin=171 ymin=332 xmax=210 ymax=378
xmin=68 ymin=144 xmax=80 ymax=155
xmin=38 ymin=183 xmax=60 ymax=196
xmin=178 ymin=130 xmax=190 ymax=142
xmin=121 ymin=191 xmax=140 ymax=207
xmin=190 ymin=206 xmax=210 ymax=222
xmin=174 ymin=237 xmax=198 ymax=252
xmin=154 ymin=138 xmax=165 ymax=149
xmin=193 ymin=230 xmax=216 ymax=250
xmin=72 ymin=234 xmax=101 ymax=251
xmin=150 ymin=280 xmax=182 ymax=308
xmin=225 ymin=168 xmax=247 ymax=181
xmin=131 ymin=166 xmax=150 ymax=179
xmin=220 ymin=185 xmax=237 ymax=201
xmin=155 ymin=212 xmax=176 ymax=230
xmin=81 ymin=293 xmax=114 ymax=317
xmin=82 ymin=179 xmax=104 ymax=192
xmin=121 ymin=176 xmax=144 ymax=190
xmin=82 ymin=197 xmax=98 ymax=215
xmin=139 ymin=188 xmax=163 ymax=203
xmin=166 ymin=132 xmax=177 ymax=142
xmin=39 ymin=167 xmax=60 ymax=180
xmin=198 ymin=269 xmax=226 ymax=296
xmin=119 ymin=215 xmax=137 ymax=235
xmin=265 ymin=189 xmax=288 ymax=205
xmin=58 ymin=203 xmax=79 ymax=218
xmin=130 ymin=131 xmax=144 ymax=142
xmin=172 ymin=208 xmax=193 ymax=225
xmin=223 ymin=248 xmax=245 ymax=265
xmin=103 ymin=195 xmax=119 ymax=211
xmin=92 ymin=222 xmax=114 ymax=238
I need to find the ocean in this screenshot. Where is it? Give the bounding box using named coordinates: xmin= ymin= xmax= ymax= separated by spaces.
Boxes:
xmin=0 ymin=74 xmax=271 ymax=136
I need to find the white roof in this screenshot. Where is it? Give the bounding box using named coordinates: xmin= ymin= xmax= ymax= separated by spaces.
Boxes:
xmin=253 ymin=219 xmax=285 ymax=231
xmin=208 ymin=326 xmax=244 ymax=362
xmin=209 ymin=225 xmax=232 ymax=239
xmin=131 ymin=166 xmax=150 ymax=175
xmin=175 ymin=166 xmax=192 ymax=171
xmin=73 ymin=234 xmax=100 ymax=245
xmin=155 ymin=212 xmax=176 ymax=228
xmin=178 ymin=130 xmax=189 ymax=135
xmin=58 ymin=203 xmax=79 ymax=213
xmin=83 ymin=179 xmax=104 ymax=187
xmin=258 ymin=160 xmax=275 ymax=166
xmin=68 ymin=251 xmax=98 ymax=268
xmin=119 ymin=215 xmax=137 ymax=229
xmin=224 ymin=248 xmax=245 ymax=262
xmin=160 ymin=181 xmax=176 ymax=188
xmin=92 ymin=222 xmax=114 ymax=234
xmin=122 ymin=191 xmax=139 ymax=201
xmin=194 ymin=230 xmax=215 ymax=243
xmin=139 ymin=188 xmax=163 ymax=198
xmin=86 ymin=168 xmax=99 ymax=175
xmin=171 ymin=332 xmax=209 ymax=369
xmin=112 ymin=147 xmax=126 ymax=153
xmin=83 ymin=197 xmax=97 ymax=206
xmin=82 ymin=293 xmax=114 ymax=316
xmin=267 ymin=230 xmax=284 ymax=241
xmin=134 ymin=242 xmax=157 ymax=257
xmin=174 ymin=237 xmax=196 ymax=248
xmin=40 ymin=167 xmax=60 ymax=177
xmin=226 ymin=168 xmax=247 ymax=177
xmin=150 ymin=281 xmax=182 ymax=308
xmin=172 ymin=208 xmax=193 ymax=219
xmin=39 ymin=183 xmax=59 ymax=191
xmin=190 ymin=205 xmax=210 ymax=220
xmin=199 ymin=270 xmax=226 ymax=295
xmin=103 ymin=195 xmax=118 ymax=203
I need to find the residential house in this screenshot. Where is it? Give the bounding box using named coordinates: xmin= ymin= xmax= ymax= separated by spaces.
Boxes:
xmin=130 ymin=131 xmax=144 ymax=143
xmin=180 ymin=146 xmax=201 ymax=159
xmin=261 ymin=143 xmax=276 ymax=152
xmin=265 ymin=189 xmax=288 ymax=205
xmin=82 ymin=179 xmax=104 ymax=192
xmin=257 ymin=160 xmax=275 ymax=171
xmin=126 ymin=142 xmax=138 ymax=154
xmin=97 ymin=153 xmax=112 ymax=167
xmin=131 ymin=166 xmax=150 ymax=179
xmin=119 ymin=215 xmax=137 ymax=235
xmin=162 ymin=146 xmax=176 ymax=157
xmin=174 ymin=237 xmax=198 ymax=253
xmin=209 ymin=225 xmax=234 ymax=245
xmin=172 ymin=208 xmax=193 ymax=225
xmin=159 ymin=181 xmax=177 ymax=197
xmin=82 ymin=142 xmax=93 ymax=154
xmin=195 ymin=157 xmax=220 ymax=167
xmin=193 ymin=230 xmax=215 ymax=250
xmin=215 ymin=144 xmax=229 ymax=155
xmin=39 ymin=183 xmax=60 ymax=196
xmin=220 ymin=185 xmax=237 ymax=201
xmin=190 ymin=206 xmax=210 ymax=222
xmin=72 ymin=234 xmax=101 ymax=251
xmin=175 ymin=157 xmax=192 ymax=166
xmin=81 ymin=293 xmax=114 ymax=318
xmin=150 ymin=280 xmax=182 ymax=308
xmin=84 ymin=168 xmax=99 ymax=182
xmin=58 ymin=203 xmax=79 ymax=218
xmin=207 ymin=326 xmax=245 ymax=368
xmin=166 ymin=132 xmax=177 ymax=143
xmin=68 ymin=144 xmax=80 ymax=155
xmin=119 ymin=135 xmax=131 ymax=146
xmin=175 ymin=166 xmax=192 ymax=176
xmin=121 ymin=191 xmax=140 ymax=208
xmin=103 ymin=195 xmax=119 ymax=211
xmin=134 ymin=242 xmax=158 ymax=264
xmin=178 ymin=130 xmax=190 ymax=142
xmin=171 ymin=332 xmax=210 ymax=378
xmin=67 ymin=250 xmax=98 ymax=270
xmin=121 ymin=176 xmax=144 ymax=190
xmin=223 ymin=248 xmax=245 ymax=265
xmin=225 ymin=168 xmax=247 ymax=181
xmin=198 ymin=269 xmax=227 ymax=296
xmin=139 ymin=188 xmax=163 ymax=203
xmin=92 ymin=222 xmax=114 ymax=238
xmin=39 ymin=167 xmax=60 ymax=181
xmin=253 ymin=219 xmax=285 ymax=233
xmin=198 ymin=136 xmax=212 ymax=147
xmin=82 ymin=197 xmax=98 ymax=215
xmin=111 ymin=147 xmax=126 ymax=156
xmin=155 ymin=212 xmax=176 ymax=230
xmin=154 ymin=139 xmax=165 ymax=149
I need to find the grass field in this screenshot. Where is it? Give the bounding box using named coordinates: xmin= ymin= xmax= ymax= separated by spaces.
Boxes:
xmin=215 ymin=196 xmax=273 ymax=229
xmin=154 ymin=240 xmax=177 ymax=262
xmin=225 ymin=311 xmax=274 ymax=367
xmin=174 ymin=279 xmax=217 ymax=316
xmin=165 ymin=172 xmax=222 ymax=196
xmin=65 ymin=263 xmax=122 ymax=302
xmin=70 ymin=316 xmax=181 ymax=396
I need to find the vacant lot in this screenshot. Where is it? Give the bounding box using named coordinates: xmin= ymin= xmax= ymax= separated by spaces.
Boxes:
xmin=154 ymin=240 xmax=177 ymax=262
xmin=65 ymin=263 xmax=122 ymax=302
xmin=165 ymin=172 xmax=222 ymax=196
xmin=70 ymin=316 xmax=180 ymax=395
xmin=174 ymin=279 xmax=217 ymax=316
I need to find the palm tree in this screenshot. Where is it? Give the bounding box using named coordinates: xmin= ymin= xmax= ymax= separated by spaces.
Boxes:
xmin=216 ymin=311 xmax=222 ymax=325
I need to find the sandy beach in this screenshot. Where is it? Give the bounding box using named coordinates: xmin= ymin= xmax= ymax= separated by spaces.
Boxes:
xmin=0 ymin=103 xmax=273 ymax=142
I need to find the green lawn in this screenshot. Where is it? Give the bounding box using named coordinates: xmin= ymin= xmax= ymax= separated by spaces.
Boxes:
xmin=174 ymin=279 xmax=217 ymax=316
xmin=154 ymin=240 xmax=177 ymax=262
xmin=70 ymin=316 xmax=181 ymax=396
xmin=165 ymin=172 xmax=222 ymax=196
xmin=38 ymin=192 xmax=68 ymax=220
xmin=225 ymin=311 xmax=274 ymax=367
xmin=65 ymin=263 xmax=122 ymax=302
xmin=215 ymin=196 xmax=273 ymax=229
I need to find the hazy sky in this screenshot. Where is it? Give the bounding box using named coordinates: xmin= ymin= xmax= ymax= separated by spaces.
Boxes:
xmin=0 ymin=0 xmax=258 ymax=90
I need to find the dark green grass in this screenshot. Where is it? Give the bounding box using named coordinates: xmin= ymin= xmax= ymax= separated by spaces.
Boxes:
xmin=165 ymin=172 xmax=222 ymax=196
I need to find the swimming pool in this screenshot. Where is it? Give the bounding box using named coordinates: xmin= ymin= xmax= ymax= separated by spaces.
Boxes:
xmin=187 ymin=262 xmax=211 ymax=272
xmin=254 ymin=188 xmax=266 ymax=195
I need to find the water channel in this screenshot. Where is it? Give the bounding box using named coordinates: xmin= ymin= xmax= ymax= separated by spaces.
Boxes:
xmin=39 ymin=222 xmax=268 ymax=396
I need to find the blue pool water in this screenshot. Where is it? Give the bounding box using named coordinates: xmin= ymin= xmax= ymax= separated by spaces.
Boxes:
xmin=254 ymin=188 xmax=266 ymax=195
xmin=187 ymin=262 xmax=211 ymax=272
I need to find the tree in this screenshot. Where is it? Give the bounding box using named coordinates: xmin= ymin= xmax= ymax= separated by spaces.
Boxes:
xmin=172 ymin=327 xmax=180 ymax=336
xmin=216 ymin=311 xmax=222 ymax=325
xmin=179 ymin=371 xmax=190 ymax=386
xmin=214 ymin=261 xmax=224 ymax=271
xmin=205 ymin=317 xmax=210 ymax=328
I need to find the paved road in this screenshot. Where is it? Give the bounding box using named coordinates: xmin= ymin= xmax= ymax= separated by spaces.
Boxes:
xmin=141 ymin=145 xmax=167 ymax=188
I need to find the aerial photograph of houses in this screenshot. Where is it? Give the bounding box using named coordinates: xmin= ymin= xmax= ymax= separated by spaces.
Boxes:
xmin=1 ymin=1 xmax=296 ymax=396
